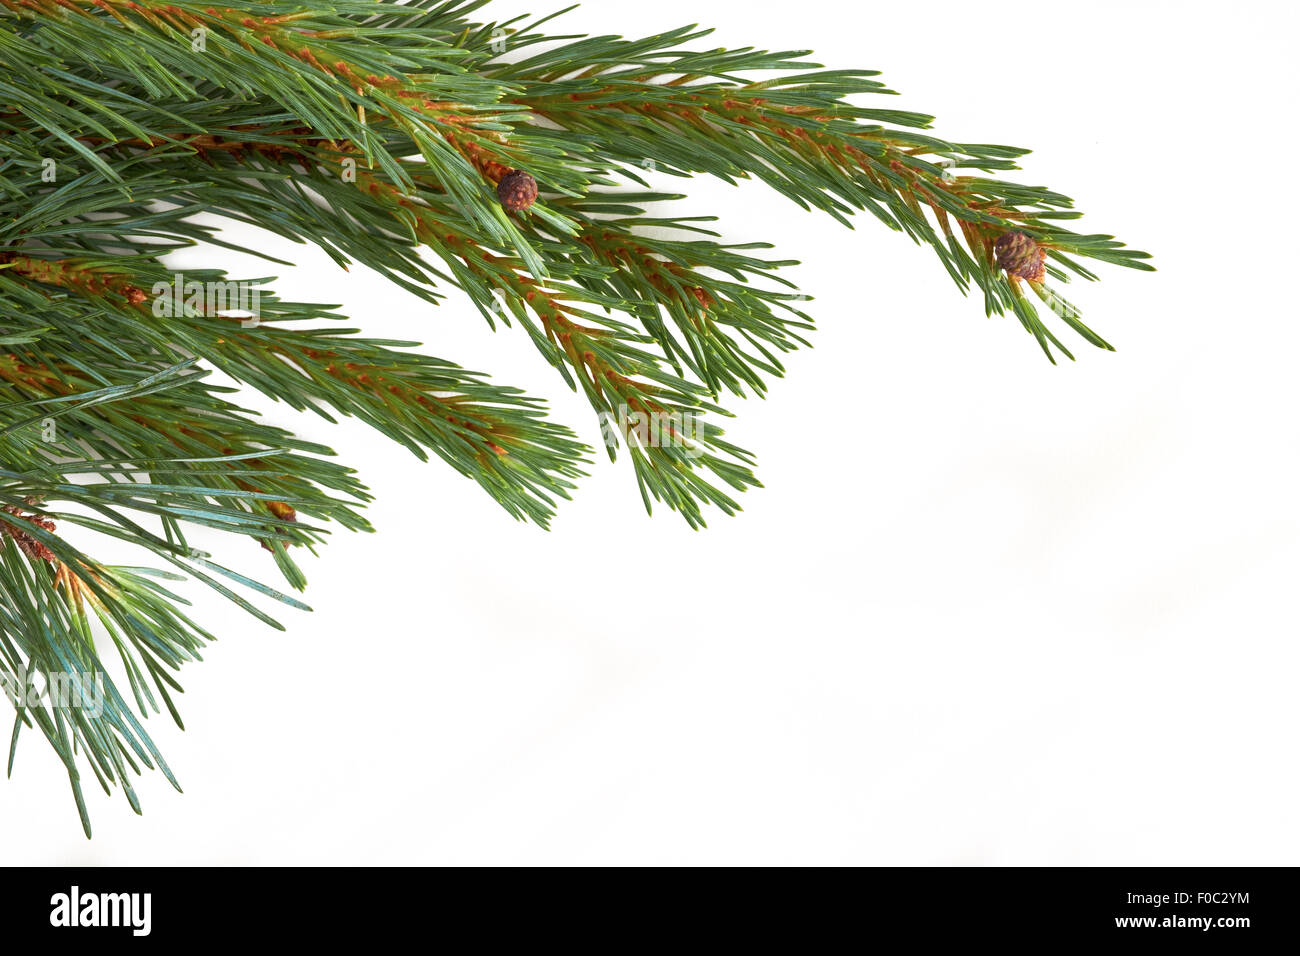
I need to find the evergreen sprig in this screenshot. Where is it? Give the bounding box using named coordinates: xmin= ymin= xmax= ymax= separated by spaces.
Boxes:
xmin=0 ymin=0 xmax=1151 ymax=832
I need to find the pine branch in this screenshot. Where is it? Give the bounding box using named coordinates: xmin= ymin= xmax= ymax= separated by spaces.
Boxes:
xmin=0 ymin=0 xmax=1153 ymax=830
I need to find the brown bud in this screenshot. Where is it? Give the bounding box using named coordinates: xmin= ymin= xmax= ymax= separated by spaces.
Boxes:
xmin=496 ymin=169 xmax=538 ymax=212
xmin=994 ymin=232 xmax=1046 ymax=282
xmin=266 ymin=500 xmax=297 ymax=523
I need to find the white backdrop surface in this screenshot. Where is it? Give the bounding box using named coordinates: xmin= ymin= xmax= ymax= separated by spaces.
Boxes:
xmin=3 ymin=0 xmax=1297 ymax=865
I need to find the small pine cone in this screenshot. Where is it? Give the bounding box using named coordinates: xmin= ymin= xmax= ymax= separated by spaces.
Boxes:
xmin=1 ymin=504 xmax=57 ymax=563
xmin=496 ymin=169 xmax=538 ymax=212
xmin=994 ymin=231 xmax=1046 ymax=282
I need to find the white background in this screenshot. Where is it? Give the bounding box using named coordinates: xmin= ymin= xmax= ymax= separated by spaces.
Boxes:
xmin=4 ymin=0 xmax=1298 ymax=865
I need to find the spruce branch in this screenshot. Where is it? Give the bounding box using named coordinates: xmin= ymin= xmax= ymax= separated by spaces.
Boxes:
xmin=0 ymin=0 xmax=1152 ymax=830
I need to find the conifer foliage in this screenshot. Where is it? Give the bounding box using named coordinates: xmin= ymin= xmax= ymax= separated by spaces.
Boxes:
xmin=0 ymin=0 xmax=1150 ymax=832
